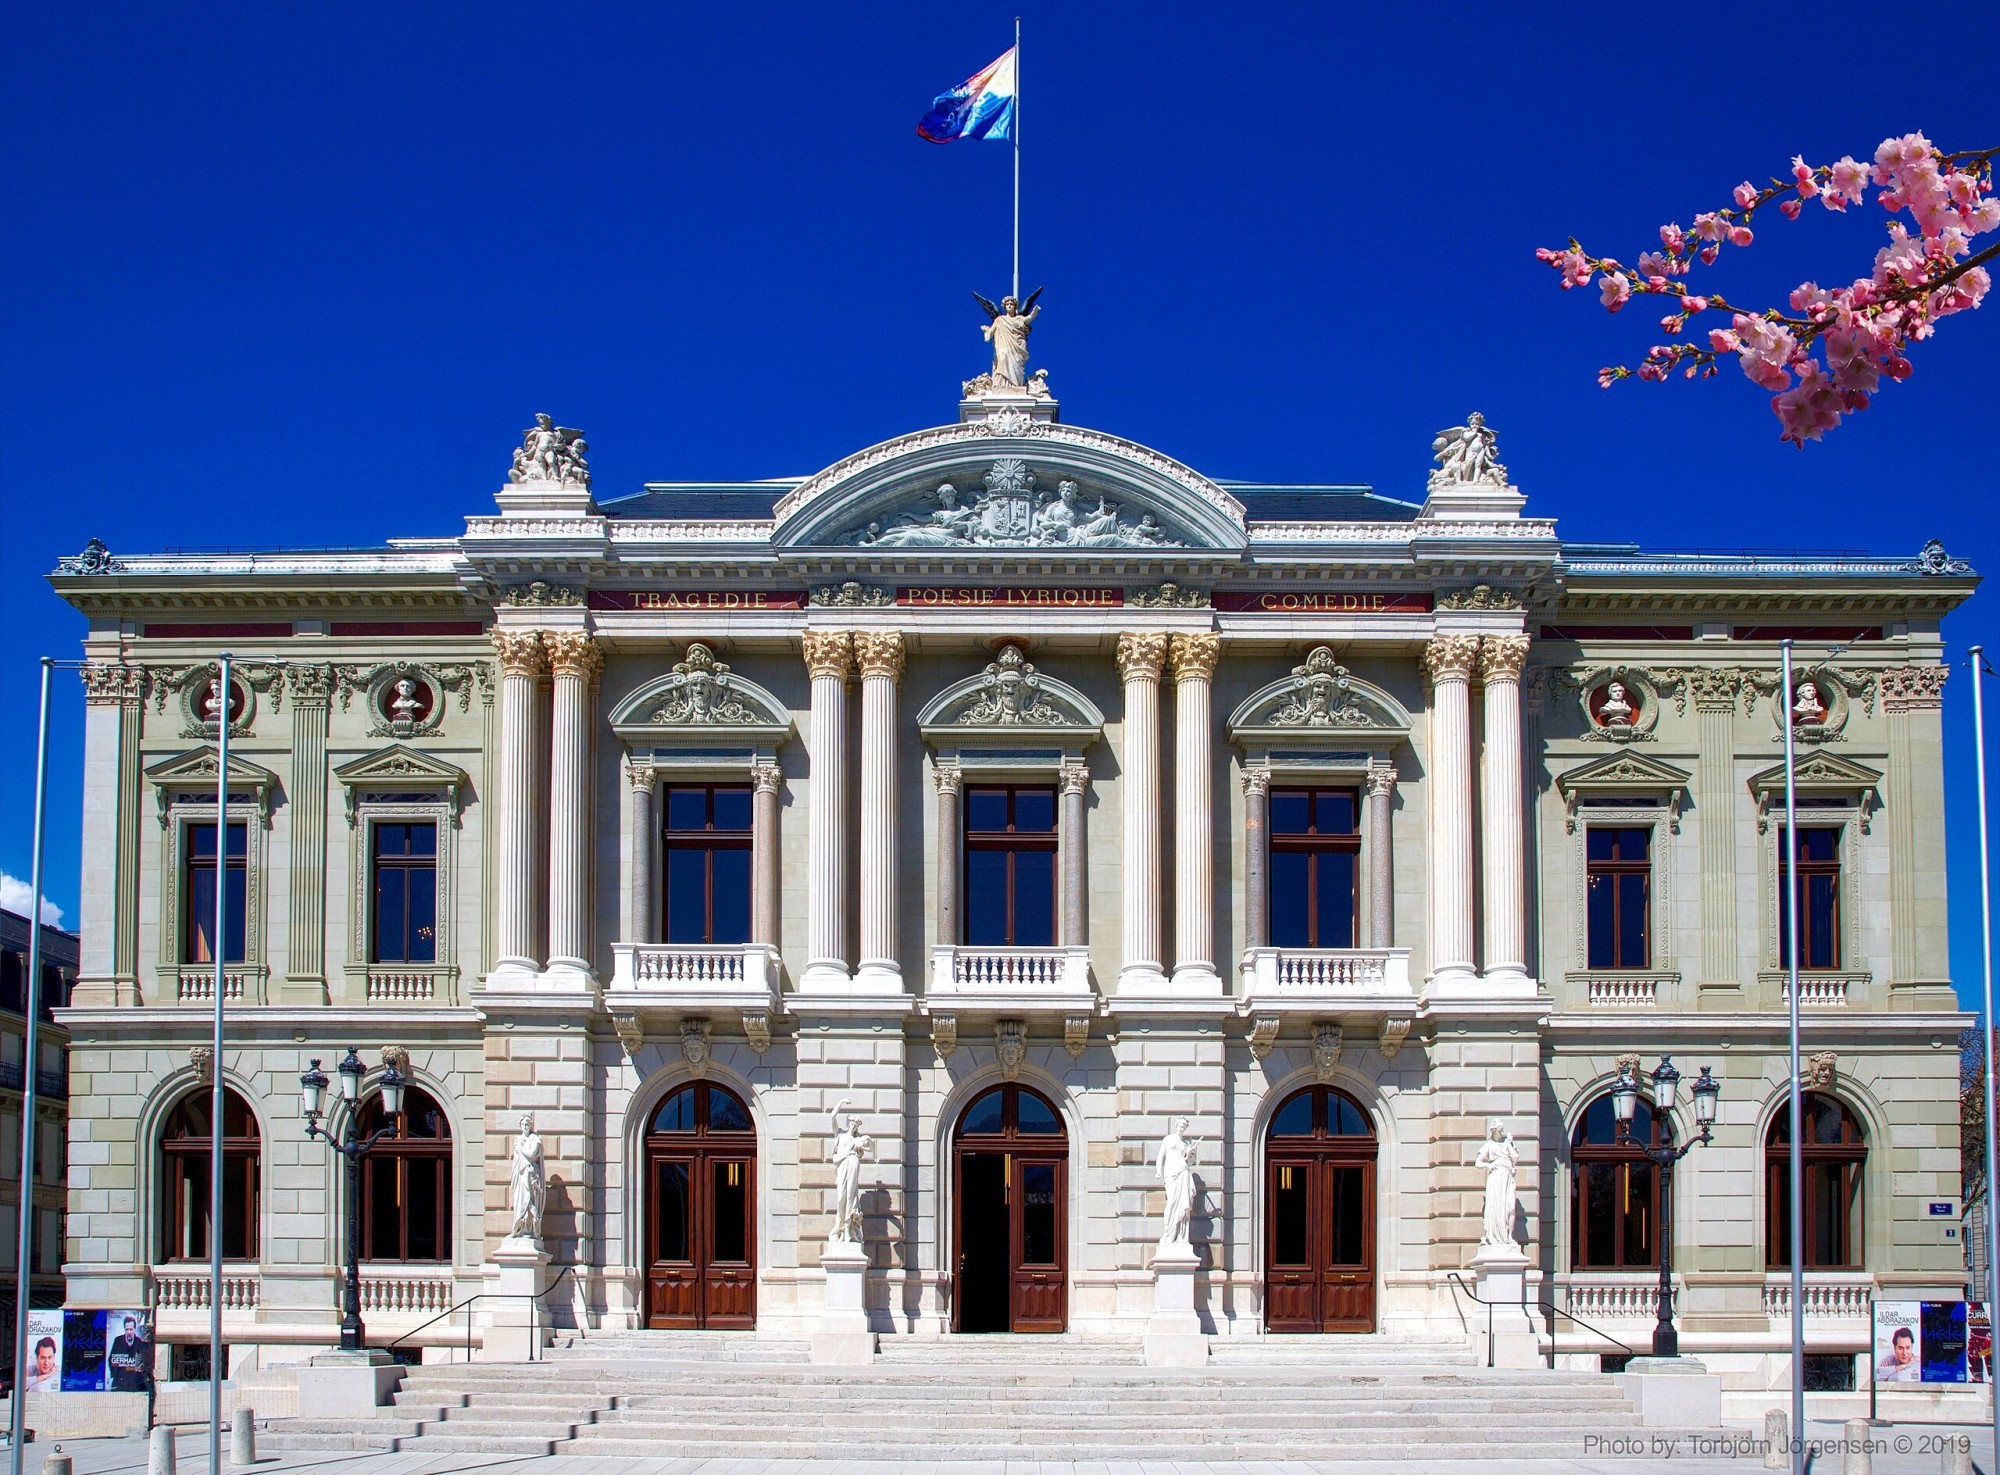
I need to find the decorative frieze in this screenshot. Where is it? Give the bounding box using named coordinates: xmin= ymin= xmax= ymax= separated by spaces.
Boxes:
xmin=80 ymin=662 xmax=146 ymax=706
xmin=810 ymin=581 xmax=892 ymax=607
xmin=1127 ymin=581 xmax=1207 ymax=608
xmin=501 ymin=580 xmax=583 ymax=607
xmin=1438 ymin=583 xmax=1523 ymax=612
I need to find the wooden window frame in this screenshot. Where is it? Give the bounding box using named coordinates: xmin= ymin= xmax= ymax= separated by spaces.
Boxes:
xmin=1765 ymin=1092 xmax=1866 ymax=1270
xmin=357 ymin=1086 xmax=452 ymax=1264
xmin=369 ymin=821 xmax=439 ymax=965
xmin=182 ymin=821 xmax=248 ymax=965
xmin=159 ymin=1089 xmax=260 ymax=1263
xmin=1778 ymin=825 xmax=1843 ymax=971
xmin=1570 ymin=1097 xmax=1666 ymax=1271
xmin=1269 ymin=787 xmax=1362 ymax=949
xmin=1585 ymin=826 xmax=1653 ymax=971
xmin=660 ymin=785 xmax=753 ymax=945
xmin=963 ymin=785 xmax=1059 ymax=947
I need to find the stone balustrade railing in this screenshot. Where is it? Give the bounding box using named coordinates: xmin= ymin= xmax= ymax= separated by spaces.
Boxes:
xmin=1239 ymin=948 xmax=1413 ymax=1004
xmin=366 ymin=965 xmax=453 ymax=1003
xmin=608 ymin=943 xmax=781 ymax=1002
xmin=152 ymin=1269 xmax=260 ymax=1312
xmin=929 ymin=945 xmax=1094 ymax=1002
xmin=359 ymin=1269 xmax=457 ymax=1316
xmin=1763 ymin=1275 xmax=1873 ymax=1319
xmin=176 ymin=966 xmax=250 ymax=1003
xmin=1560 ymin=1275 xmax=1669 ymax=1321
xmin=1774 ymin=972 xmax=1858 ymax=1007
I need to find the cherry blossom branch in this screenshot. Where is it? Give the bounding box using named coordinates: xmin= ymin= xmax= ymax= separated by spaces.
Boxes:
xmin=1539 ymin=134 xmax=1996 ymax=444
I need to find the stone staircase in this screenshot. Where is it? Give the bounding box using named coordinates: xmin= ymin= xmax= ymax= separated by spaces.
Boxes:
xmin=261 ymin=1331 xmax=1666 ymax=1461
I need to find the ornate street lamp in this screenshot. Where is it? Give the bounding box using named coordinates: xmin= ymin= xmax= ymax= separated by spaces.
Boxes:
xmin=1613 ymin=1055 xmax=1721 ymax=1359
xmin=301 ymin=1050 xmax=406 ymax=1351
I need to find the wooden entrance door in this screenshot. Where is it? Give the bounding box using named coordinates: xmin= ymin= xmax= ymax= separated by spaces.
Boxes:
xmin=952 ymin=1084 xmax=1068 ymax=1333
xmin=645 ymin=1081 xmax=757 ymax=1329
xmin=1264 ymin=1085 xmax=1377 ymax=1332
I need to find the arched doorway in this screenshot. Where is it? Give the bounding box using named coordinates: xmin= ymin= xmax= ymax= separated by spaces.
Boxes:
xmin=1264 ymin=1084 xmax=1377 ymax=1332
xmin=645 ymin=1080 xmax=756 ymax=1329
xmin=952 ymin=1083 xmax=1067 ymax=1333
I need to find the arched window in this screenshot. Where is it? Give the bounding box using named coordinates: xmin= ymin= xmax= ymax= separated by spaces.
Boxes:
xmin=1766 ymin=1093 xmax=1866 ymax=1269
xmin=358 ymin=1085 xmax=452 ymax=1262
xmin=1571 ymin=1093 xmax=1665 ymax=1270
xmin=160 ymin=1089 xmax=260 ymax=1261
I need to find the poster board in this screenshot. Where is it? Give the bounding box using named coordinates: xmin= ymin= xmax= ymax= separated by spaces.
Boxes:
xmin=1873 ymin=1300 xmax=1967 ymax=1385
xmin=59 ymin=1308 xmax=153 ymax=1393
xmin=22 ymin=1309 xmax=63 ymax=1392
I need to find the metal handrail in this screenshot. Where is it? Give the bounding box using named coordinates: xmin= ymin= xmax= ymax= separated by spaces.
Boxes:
xmin=1445 ymin=1270 xmax=1636 ymax=1369
xmin=385 ymin=1263 xmax=576 ymax=1364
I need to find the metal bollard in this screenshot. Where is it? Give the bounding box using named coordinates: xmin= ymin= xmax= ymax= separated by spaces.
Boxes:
xmin=1843 ymin=1416 xmax=1873 ymax=1475
xmin=41 ymin=1453 xmax=73 ymax=1475
xmin=1942 ymin=1429 xmax=1974 ymax=1475
xmin=1763 ymin=1408 xmax=1788 ymax=1469
xmin=231 ymin=1408 xmax=257 ymax=1467
xmin=147 ymin=1424 xmax=177 ymax=1475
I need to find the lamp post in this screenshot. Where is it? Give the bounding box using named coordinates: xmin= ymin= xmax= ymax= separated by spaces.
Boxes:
xmin=300 ymin=1050 xmax=405 ymax=1351
xmin=1613 ymin=1055 xmax=1721 ymax=1360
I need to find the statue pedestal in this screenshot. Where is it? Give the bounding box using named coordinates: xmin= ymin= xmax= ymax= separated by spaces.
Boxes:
xmin=478 ymin=1237 xmax=551 ymax=1363
xmin=1144 ymin=1245 xmax=1207 ymax=1368
xmin=493 ymin=478 xmax=597 ymax=518
xmin=1465 ymin=1244 xmax=1540 ymax=1369
xmin=1614 ymin=1356 xmax=1723 ymax=1428
xmin=811 ymin=1241 xmax=876 ymax=1366
xmin=297 ymin=1349 xmax=402 ymax=1415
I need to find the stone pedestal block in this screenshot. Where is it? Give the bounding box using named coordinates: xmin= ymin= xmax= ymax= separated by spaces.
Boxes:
xmin=1615 ymin=1356 xmax=1724 ymax=1428
xmin=1144 ymin=1246 xmax=1207 ymax=1367
xmin=811 ymin=1242 xmax=876 ymax=1365
xmin=479 ymin=1238 xmax=551 ymax=1363
xmin=296 ymin=1350 xmax=402 ymax=1415
xmin=1466 ymin=1244 xmax=1540 ymax=1368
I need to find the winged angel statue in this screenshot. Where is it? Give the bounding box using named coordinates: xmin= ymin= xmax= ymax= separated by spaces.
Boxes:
xmin=972 ymin=287 xmax=1044 ymax=389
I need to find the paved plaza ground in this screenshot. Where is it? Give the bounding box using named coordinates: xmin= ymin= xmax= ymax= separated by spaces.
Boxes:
xmin=11 ymin=1422 xmax=1996 ymax=1475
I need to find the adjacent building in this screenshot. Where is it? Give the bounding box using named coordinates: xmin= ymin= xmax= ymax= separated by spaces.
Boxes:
xmin=47 ymin=376 xmax=1977 ymax=1396
xmin=0 ymin=907 xmax=75 ymax=1369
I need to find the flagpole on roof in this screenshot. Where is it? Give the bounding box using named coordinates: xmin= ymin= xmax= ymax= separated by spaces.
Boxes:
xmin=1012 ymin=16 xmax=1021 ymax=304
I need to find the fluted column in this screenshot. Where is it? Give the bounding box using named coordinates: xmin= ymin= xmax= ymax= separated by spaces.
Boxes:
xmin=752 ymin=761 xmax=782 ymax=948
xmin=935 ymin=763 xmax=963 ymax=946
xmin=624 ymin=757 xmax=655 ymax=945
xmin=1242 ymin=769 xmax=1271 ymax=952
xmin=1170 ymin=632 xmax=1222 ymax=991
xmin=1059 ymin=762 xmax=1090 ymax=947
xmin=1366 ymin=763 xmax=1397 ymax=949
xmin=1116 ymin=633 xmax=1169 ymax=991
xmin=1422 ymin=635 xmax=1481 ymax=992
xmin=544 ymin=631 xmax=602 ymax=980
xmin=283 ymin=664 xmax=334 ymax=1004
xmin=492 ymin=631 xmax=548 ymax=974
xmin=801 ymin=630 xmax=854 ymax=989
xmin=1478 ymin=635 xmax=1531 ymax=990
xmin=853 ymin=630 xmax=906 ymax=990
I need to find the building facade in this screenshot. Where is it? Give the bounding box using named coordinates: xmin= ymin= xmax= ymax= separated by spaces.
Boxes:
xmin=0 ymin=907 xmax=74 ymax=1362
xmin=49 ymin=383 xmax=1977 ymax=1393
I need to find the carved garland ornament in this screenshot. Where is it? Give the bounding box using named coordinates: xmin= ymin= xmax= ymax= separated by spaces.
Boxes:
xmin=501 ymin=581 xmax=583 ymax=608
xmin=810 ymin=581 xmax=893 ymax=608
xmin=1437 ymin=583 xmax=1524 ymax=611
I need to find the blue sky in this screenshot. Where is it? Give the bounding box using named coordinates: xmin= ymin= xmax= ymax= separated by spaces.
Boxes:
xmin=2 ymin=1 xmax=1995 ymax=1000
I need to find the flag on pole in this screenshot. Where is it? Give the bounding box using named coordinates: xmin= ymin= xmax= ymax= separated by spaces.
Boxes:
xmin=917 ymin=46 xmax=1017 ymax=144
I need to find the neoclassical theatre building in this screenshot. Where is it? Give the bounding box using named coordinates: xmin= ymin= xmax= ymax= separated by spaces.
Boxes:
xmin=49 ymin=377 xmax=1976 ymax=1393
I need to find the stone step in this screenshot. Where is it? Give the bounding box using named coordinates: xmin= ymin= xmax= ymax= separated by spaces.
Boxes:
xmin=592 ymin=1406 xmax=1636 ymax=1434
xmin=555 ymin=1433 xmax=1643 ymax=1461
xmin=607 ymin=1388 xmax=1634 ymax=1413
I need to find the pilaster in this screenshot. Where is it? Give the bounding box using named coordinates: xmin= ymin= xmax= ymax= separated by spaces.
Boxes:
xmin=1883 ymin=663 xmax=1951 ymax=995
xmin=1115 ymin=633 xmax=1169 ymax=994
xmin=1689 ymin=670 xmax=1744 ymax=996
xmin=934 ymin=762 xmax=963 ymax=947
xmin=281 ymin=663 xmax=334 ymax=1004
xmin=1060 ymin=762 xmax=1091 ymax=948
xmin=1240 ymin=769 xmax=1270 ymax=954
xmin=751 ymin=761 xmax=783 ymax=948
xmin=622 ymin=756 xmax=655 ymax=947
xmin=1169 ymin=632 xmax=1222 ymax=995
xmin=1366 ymin=763 xmax=1397 ymax=950
xmin=76 ymin=662 xmax=146 ymax=1007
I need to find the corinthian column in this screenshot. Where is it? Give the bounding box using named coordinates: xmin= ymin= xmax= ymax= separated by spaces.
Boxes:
xmin=492 ymin=631 xmax=548 ymax=977
xmin=853 ymin=630 xmax=906 ymax=991
xmin=544 ymin=631 xmax=602 ymax=983
xmin=1116 ymin=633 xmax=1169 ymax=992
xmin=801 ymin=630 xmax=854 ymax=990
xmin=1170 ymin=632 xmax=1222 ymax=992
xmin=1478 ymin=635 xmax=1532 ymax=991
xmin=1422 ymin=635 xmax=1481 ymax=993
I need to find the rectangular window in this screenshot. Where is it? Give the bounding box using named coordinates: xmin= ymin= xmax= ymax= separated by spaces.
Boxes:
xmin=662 ymin=787 xmax=752 ymax=945
xmin=964 ymin=786 xmax=1058 ymax=947
xmin=1586 ymin=827 xmax=1652 ymax=970
xmin=371 ymin=822 xmax=438 ymax=964
xmin=1269 ymin=789 xmax=1360 ymax=949
xmin=183 ymin=822 xmax=247 ymax=964
xmin=1778 ymin=826 xmax=1841 ymax=970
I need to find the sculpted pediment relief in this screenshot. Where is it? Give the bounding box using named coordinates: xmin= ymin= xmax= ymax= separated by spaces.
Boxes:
xmin=143 ymin=747 xmax=280 ymax=825
xmin=848 ymin=460 xmax=1182 ymax=550
xmin=608 ymin=643 xmax=793 ymax=743
xmin=1554 ymin=751 xmax=1693 ymax=833
xmin=1746 ymin=752 xmax=1883 ymax=833
xmin=333 ymin=745 xmax=468 ymax=823
xmin=917 ymin=644 xmax=1105 ymax=743
xmin=1227 ymin=649 xmax=1411 ymax=747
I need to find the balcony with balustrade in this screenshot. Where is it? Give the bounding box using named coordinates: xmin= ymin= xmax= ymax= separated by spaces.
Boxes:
xmin=608 ymin=943 xmax=781 ymax=1012
xmin=927 ymin=945 xmax=1095 ymax=1015
xmin=1237 ymin=947 xmax=1414 ymax=1021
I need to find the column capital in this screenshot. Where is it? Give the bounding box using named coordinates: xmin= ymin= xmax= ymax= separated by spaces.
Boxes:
xmin=1059 ymin=762 xmax=1091 ymax=796
xmin=802 ymin=629 xmax=855 ymax=680
xmin=1476 ymin=634 xmax=1531 ymax=683
xmin=544 ymin=630 xmax=603 ymax=680
xmin=622 ymin=754 xmax=655 ymax=788
xmin=492 ymin=629 xmax=549 ymax=676
xmin=933 ymin=761 xmax=964 ymax=797
xmin=1115 ymin=631 xmax=1169 ymax=681
xmin=1365 ymin=763 xmax=1398 ymax=798
xmin=1421 ymin=633 xmax=1482 ymax=683
xmin=283 ymin=662 xmax=336 ymax=705
xmin=852 ymin=629 xmax=906 ymax=680
xmin=1882 ymin=663 xmax=1949 ymax=712
xmin=1240 ymin=767 xmax=1271 ymax=798
xmin=752 ymin=760 xmax=783 ymax=795
xmin=80 ymin=662 xmax=146 ymax=707
xmin=1168 ymin=631 xmax=1222 ymax=682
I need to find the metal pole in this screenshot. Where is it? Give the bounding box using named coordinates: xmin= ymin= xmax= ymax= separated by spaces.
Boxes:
xmin=8 ymin=659 xmax=54 ymax=1475
xmin=1011 ymin=15 xmax=1020 ymax=304
xmin=1970 ymin=645 xmax=1998 ymax=1460
xmin=209 ymin=654 xmax=232 ymax=1475
xmin=1782 ymin=639 xmax=1805 ymax=1473
xmin=1655 ymin=1154 xmax=1676 ymax=1358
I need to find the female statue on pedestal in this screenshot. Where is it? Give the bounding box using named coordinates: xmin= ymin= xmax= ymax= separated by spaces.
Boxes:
xmin=508 ymin=1112 xmax=546 ymax=1245
xmin=1473 ymin=1118 xmax=1519 ymax=1250
xmin=828 ymin=1098 xmax=872 ymax=1245
xmin=1156 ymin=1116 xmax=1198 ymax=1250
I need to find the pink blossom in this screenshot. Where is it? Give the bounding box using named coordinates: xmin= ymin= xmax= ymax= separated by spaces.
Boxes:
xmin=1772 ymin=361 xmax=1845 ymax=445
xmin=1828 ymin=157 xmax=1869 ymax=206
xmin=1600 ymin=272 xmax=1632 ymax=311
xmin=1968 ymin=199 xmax=2000 ymax=234
xmin=1791 ymin=156 xmax=1820 ymax=198
xmin=1683 ymin=295 xmax=1709 ymax=314
xmin=1781 ymin=199 xmax=1804 ymax=219
xmin=1728 ymin=225 xmax=1754 ymax=247
xmin=1637 ymin=250 xmax=1670 ymax=278
xmin=1693 ymin=212 xmax=1729 ymax=243
xmin=1699 ymin=244 xmax=1720 ymax=265
xmin=1933 ymin=265 xmax=1991 ymax=317
xmin=1734 ymin=314 xmax=1797 ymax=391
xmin=1823 ymin=328 xmax=1880 ymax=393
xmin=1660 ymin=223 xmax=1686 ymax=254
xmin=1709 ymin=327 xmax=1741 ymax=353
xmin=1734 ymin=181 xmax=1759 ymax=208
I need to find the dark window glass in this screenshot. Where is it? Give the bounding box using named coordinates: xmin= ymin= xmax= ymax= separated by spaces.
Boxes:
xmin=961 ymin=1088 xmax=1005 ymax=1135
xmin=160 ymin=1088 xmax=260 ymax=1261
xmin=1270 ymin=1093 xmax=1314 ymax=1137
xmin=1778 ymin=826 xmax=1842 ymax=970
xmin=956 ymin=1085 xmax=1062 ymax=1142
xmin=1586 ymin=827 xmax=1651 ymax=970
xmin=1272 ymin=1163 xmax=1309 ymax=1264
xmin=1265 ymin=1087 xmax=1376 ymax=1143
xmin=662 ymin=787 xmax=753 ymax=945
xmin=654 ymin=1161 xmax=690 ymax=1261
xmin=1016 ymin=1092 xmax=1061 ymax=1135
xmin=711 ymin=1160 xmax=748 ymax=1262
xmin=1570 ymin=1095 xmax=1665 ymax=1269
xmin=653 ymin=1086 xmax=697 ymax=1133
xmin=357 ymin=1086 xmax=452 ymax=1263
xmin=184 ymin=823 xmax=247 ymax=964
xmin=963 ymin=786 xmax=1060 ymax=947
xmin=1766 ymin=1093 xmax=1865 ymax=1269
xmin=1020 ymin=1162 xmax=1058 ymax=1264
xmin=1269 ymin=788 xmax=1361 ymax=948
xmin=1328 ymin=1166 xmax=1367 ymax=1264
xmin=371 ymin=822 xmax=438 ymax=964
xmin=651 ymin=1083 xmax=752 ymax=1136
xmin=707 ymin=1088 xmax=752 ymax=1133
